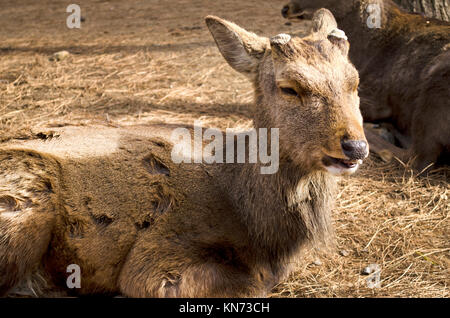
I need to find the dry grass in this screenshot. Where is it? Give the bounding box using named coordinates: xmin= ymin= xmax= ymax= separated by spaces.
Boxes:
xmin=0 ymin=0 xmax=448 ymax=297
xmin=273 ymin=158 xmax=449 ymax=297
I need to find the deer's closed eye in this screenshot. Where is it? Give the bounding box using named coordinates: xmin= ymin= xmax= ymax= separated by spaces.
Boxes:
xmin=280 ymin=87 xmax=298 ymax=97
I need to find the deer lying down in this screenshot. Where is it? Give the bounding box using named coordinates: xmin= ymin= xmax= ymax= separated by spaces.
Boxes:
xmin=282 ymin=0 xmax=450 ymax=170
xmin=0 ymin=12 xmax=368 ymax=297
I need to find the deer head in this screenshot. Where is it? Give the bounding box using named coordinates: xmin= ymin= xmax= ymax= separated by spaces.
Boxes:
xmin=206 ymin=9 xmax=368 ymax=175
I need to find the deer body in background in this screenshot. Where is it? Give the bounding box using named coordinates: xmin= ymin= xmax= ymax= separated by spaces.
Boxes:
xmin=0 ymin=11 xmax=367 ymax=297
xmin=282 ymin=0 xmax=450 ymax=170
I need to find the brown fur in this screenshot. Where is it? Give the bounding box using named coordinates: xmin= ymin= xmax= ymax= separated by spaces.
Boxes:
xmin=0 ymin=13 xmax=365 ymax=297
xmin=282 ymin=0 xmax=450 ymax=170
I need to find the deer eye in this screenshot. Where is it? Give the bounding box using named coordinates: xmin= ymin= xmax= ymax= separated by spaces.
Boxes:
xmin=280 ymin=87 xmax=298 ymax=97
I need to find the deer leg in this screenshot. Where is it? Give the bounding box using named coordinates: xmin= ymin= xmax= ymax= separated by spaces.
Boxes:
xmin=0 ymin=151 xmax=57 ymax=296
xmin=364 ymin=126 xmax=409 ymax=163
xmin=118 ymin=235 xmax=262 ymax=297
xmin=119 ymin=260 xmax=261 ymax=297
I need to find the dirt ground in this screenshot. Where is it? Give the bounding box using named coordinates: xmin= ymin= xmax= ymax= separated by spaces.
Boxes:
xmin=0 ymin=0 xmax=448 ymax=297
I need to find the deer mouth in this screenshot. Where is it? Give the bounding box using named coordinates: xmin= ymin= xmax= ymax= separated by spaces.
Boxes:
xmin=322 ymin=155 xmax=362 ymax=175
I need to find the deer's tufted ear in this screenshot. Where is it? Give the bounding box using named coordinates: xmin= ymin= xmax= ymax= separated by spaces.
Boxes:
xmin=205 ymin=16 xmax=269 ymax=76
xmin=310 ymin=8 xmax=349 ymax=56
xmin=310 ymin=8 xmax=338 ymax=37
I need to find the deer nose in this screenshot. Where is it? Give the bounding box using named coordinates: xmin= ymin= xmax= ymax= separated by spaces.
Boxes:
xmin=281 ymin=6 xmax=289 ymax=18
xmin=341 ymin=139 xmax=368 ymax=160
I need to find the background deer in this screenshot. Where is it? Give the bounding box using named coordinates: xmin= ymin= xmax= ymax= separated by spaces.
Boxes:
xmin=0 ymin=11 xmax=367 ymax=297
xmin=282 ymin=0 xmax=450 ymax=171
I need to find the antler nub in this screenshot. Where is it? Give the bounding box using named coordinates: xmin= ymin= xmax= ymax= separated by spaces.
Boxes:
xmin=328 ymin=28 xmax=348 ymax=41
xmin=270 ymin=33 xmax=292 ymax=45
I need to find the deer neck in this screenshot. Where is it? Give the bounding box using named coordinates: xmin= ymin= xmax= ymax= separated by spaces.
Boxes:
xmin=221 ymin=146 xmax=336 ymax=269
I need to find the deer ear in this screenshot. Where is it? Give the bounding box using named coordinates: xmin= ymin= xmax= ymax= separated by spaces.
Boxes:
xmin=205 ymin=16 xmax=269 ymax=76
xmin=310 ymin=9 xmax=350 ymax=56
xmin=310 ymin=8 xmax=338 ymax=37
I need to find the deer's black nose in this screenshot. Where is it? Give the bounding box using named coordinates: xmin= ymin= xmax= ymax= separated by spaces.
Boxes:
xmin=341 ymin=140 xmax=368 ymax=160
xmin=281 ymin=6 xmax=289 ymax=18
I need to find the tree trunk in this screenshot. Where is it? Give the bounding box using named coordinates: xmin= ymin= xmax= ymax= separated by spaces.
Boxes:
xmin=394 ymin=0 xmax=449 ymax=21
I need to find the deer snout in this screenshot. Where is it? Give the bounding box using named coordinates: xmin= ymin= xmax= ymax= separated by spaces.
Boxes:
xmin=341 ymin=139 xmax=369 ymax=160
xmin=281 ymin=5 xmax=290 ymax=18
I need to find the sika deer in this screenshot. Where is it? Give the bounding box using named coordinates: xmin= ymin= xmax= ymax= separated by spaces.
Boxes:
xmin=0 ymin=12 xmax=367 ymax=297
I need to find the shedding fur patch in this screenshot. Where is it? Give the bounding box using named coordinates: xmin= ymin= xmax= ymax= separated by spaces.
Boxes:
xmin=143 ymin=154 xmax=170 ymax=176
